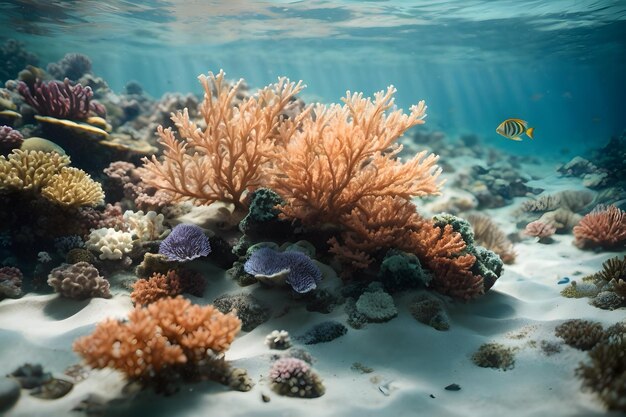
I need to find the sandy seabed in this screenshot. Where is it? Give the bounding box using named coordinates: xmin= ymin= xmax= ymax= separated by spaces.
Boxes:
xmin=1 ymin=161 xmax=624 ymax=417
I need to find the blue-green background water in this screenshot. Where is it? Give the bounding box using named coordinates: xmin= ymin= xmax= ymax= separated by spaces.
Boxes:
xmin=1 ymin=0 xmax=625 ymax=156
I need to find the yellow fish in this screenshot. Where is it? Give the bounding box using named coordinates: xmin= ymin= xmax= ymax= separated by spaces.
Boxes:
xmin=496 ymin=118 xmax=535 ymax=141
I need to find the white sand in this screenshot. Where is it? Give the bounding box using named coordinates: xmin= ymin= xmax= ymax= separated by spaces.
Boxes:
xmin=1 ymin=166 xmax=624 ymax=417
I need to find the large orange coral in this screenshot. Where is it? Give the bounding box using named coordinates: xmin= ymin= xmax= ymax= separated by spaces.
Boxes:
xmin=73 ymin=296 xmax=241 ymax=380
xmin=573 ymin=205 xmax=626 ymax=249
xmin=270 ymin=86 xmax=442 ymax=225
xmin=140 ymin=70 xmax=306 ymax=210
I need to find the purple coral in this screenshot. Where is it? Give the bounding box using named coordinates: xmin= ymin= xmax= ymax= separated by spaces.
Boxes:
xmin=159 ymin=224 xmax=211 ymax=262
xmin=47 ymin=53 xmax=92 ymax=81
xmin=269 ymin=357 xmax=325 ymax=398
xmin=0 ymin=125 xmax=24 ymax=154
xmin=47 ymin=262 xmax=110 ymax=299
xmin=17 ymin=78 xmax=98 ymax=120
xmin=244 ymin=247 xmax=322 ymax=293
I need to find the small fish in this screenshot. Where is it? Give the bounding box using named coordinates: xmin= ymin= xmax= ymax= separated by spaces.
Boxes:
xmin=496 ymin=118 xmax=535 ymax=141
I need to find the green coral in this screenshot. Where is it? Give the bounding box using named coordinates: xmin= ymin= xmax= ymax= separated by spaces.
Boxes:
xmin=239 ymin=188 xmax=286 ymax=235
xmin=377 ymin=249 xmax=432 ymax=293
xmin=432 ymin=213 xmax=504 ymax=290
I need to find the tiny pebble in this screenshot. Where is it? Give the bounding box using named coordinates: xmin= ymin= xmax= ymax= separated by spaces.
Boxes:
xmin=445 ymin=383 xmax=461 ymax=391
xmin=378 ymin=384 xmax=390 ymax=396
xmin=557 ymin=277 xmax=570 ymax=285
xmin=261 ymin=393 xmax=271 ymax=403
xmin=430 ymin=394 xmax=436 ymax=398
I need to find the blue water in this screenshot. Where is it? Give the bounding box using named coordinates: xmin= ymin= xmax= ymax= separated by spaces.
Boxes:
xmin=1 ymin=0 xmax=625 ymax=155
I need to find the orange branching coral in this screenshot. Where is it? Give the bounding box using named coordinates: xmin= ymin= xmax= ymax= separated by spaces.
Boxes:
xmin=329 ymin=196 xmax=423 ymax=269
xmin=573 ymin=205 xmax=626 ymax=249
xmin=130 ymin=270 xmax=182 ymax=306
xmin=412 ymin=221 xmax=483 ymax=300
xmin=73 ymin=296 xmax=241 ymax=380
xmin=141 ymin=70 xmax=306 ymax=209
xmin=271 ymin=86 xmax=442 ymax=225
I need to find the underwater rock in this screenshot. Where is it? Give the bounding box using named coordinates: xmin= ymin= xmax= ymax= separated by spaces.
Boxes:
xmin=378 ymin=249 xmax=432 ymax=293
xmin=30 ymin=378 xmax=73 ymax=399
xmin=10 ymin=363 xmax=52 ymax=389
xmin=305 ymin=288 xmax=343 ymax=314
xmin=298 ymin=321 xmax=348 ymax=345
xmin=444 ymin=383 xmax=461 ymax=391
xmin=0 ymin=377 xmax=20 ymax=412
xmin=213 ymin=293 xmax=269 ymax=332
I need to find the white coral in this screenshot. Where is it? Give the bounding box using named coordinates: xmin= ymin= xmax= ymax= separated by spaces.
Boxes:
xmin=123 ymin=210 xmax=168 ymax=241
xmin=86 ymin=228 xmax=133 ymax=260
xmin=265 ymin=330 xmax=292 ymax=350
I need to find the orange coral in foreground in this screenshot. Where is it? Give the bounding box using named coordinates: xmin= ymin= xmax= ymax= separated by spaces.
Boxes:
xmin=271 ymin=86 xmax=442 ymax=225
xmin=573 ymin=205 xmax=626 ymax=249
xmin=141 ymin=70 xmax=306 ymax=209
xmin=73 ymin=296 xmax=241 ymax=379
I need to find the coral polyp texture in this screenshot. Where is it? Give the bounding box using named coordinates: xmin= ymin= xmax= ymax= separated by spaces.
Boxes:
xmin=0 ymin=125 xmax=23 ymax=154
xmin=47 ymin=262 xmax=111 ymax=300
xmin=573 ymin=205 xmax=626 ymax=249
xmin=244 ymin=247 xmax=322 ymax=293
xmin=86 ymin=228 xmax=133 ymax=260
xmin=269 ymin=357 xmax=325 ymax=398
xmin=0 ymin=149 xmax=104 ymax=207
xmin=72 ymin=297 xmax=241 ymax=381
xmin=130 ymin=270 xmax=182 ymax=306
xmin=17 ymin=78 xmax=98 ymax=120
xmin=159 ymin=223 xmax=211 ymax=262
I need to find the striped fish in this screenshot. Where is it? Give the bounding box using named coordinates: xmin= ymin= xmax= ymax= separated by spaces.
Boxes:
xmin=496 ymin=118 xmax=535 ymax=141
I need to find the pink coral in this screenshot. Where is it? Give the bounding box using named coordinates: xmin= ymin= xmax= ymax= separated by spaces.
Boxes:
xmin=525 ymin=220 xmax=556 ymax=242
xmin=0 ymin=266 xmax=23 ymax=299
xmin=0 ymin=125 xmax=23 ymax=154
xmin=573 ymin=205 xmax=626 ymax=249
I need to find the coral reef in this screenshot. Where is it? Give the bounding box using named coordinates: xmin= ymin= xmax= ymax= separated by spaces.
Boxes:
xmin=524 ymin=220 xmax=556 ymax=243
xmin=130 ymin=270 xmax=182 ymax=306
xmin=47 ymin=53 xmax=92 ymax=81
xmin=268 ymin=357 xmax=325 ymax=398
xmin=212 ymin=293 xmax=269 ymax=332
xmin=471 ymin=343 xmax=515 ymax=370
xmin=123 ymin=210 xmax=167 ymax=241
xmin=40 ymin=167 xmax=104 ymax=207
xmin=141 ymin=70 xmax=305 ymax=208
xmin=0 ymin=39 xmax=39 ymax=83
xmin=244 ymin=247 xmax=322 ymax=293
xmin=298 ymin=321 xmax=348 ymax=345
xmin=575 ymin=322 xmax=625 ymax=412
xmin=265 ymin=330 xmax=292 ymax=350
xmin=465 ymin=213 xmax=516 ymax=264
xmin=73 ymin=297 xmax=241 ymax=391
xmin=159 ymin=224 xmax=211 ymax=262
xmin=47 ymin=262 xmax=110 ymax=299
xmin=0 ymin=266 xmax=23 ymax=299
xmin=0 ymin=125 xmax=23 ymax=154
xmin=377 ymin=249 xmax=432 ymax=293
xmin=355 ymin=287 xmax=397 ymax=323
xmin=86 ymin=228 xmax=133 ymax=260
xmin=409 ymin=292 xmax=450 ymax=331
xmin=555 ymin=319 xmax=604 ymax=351
xmin=18 ymin=78 xmax=100 ymax=120
xmin=573 ymin=205 xmax=626 ymax=250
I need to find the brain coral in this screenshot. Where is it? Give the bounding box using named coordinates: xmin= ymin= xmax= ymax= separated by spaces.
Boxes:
xmin=355 ymin=289 xmax=397 ymax=323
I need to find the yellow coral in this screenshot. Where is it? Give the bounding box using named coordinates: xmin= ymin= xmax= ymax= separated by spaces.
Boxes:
xmin=0 ymin=149 xmax=69 ymax=191
xmin=41 ymin=167 xmax=104 ymax=207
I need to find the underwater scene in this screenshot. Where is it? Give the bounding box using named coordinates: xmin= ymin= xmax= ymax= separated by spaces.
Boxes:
xmin=0 ymin=1 xmax=625 ymax=416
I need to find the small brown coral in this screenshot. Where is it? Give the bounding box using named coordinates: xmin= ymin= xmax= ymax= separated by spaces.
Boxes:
xmin=73 ymin=296 xmax=241 ymax=381
xmin=0 ymin=266 xmax=23 ymax=299
xmin=131 ymin=270 xmax=182 ymax=306
xmin=555 ymin=319 xmax=604 ymax=351
xmin=47 ymin=262 xmax=110 ymax=299
xmin=466 ymin=213 xmax=516 ymax=263
xmin=573 ymin=205 xmax=626 ymax=249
